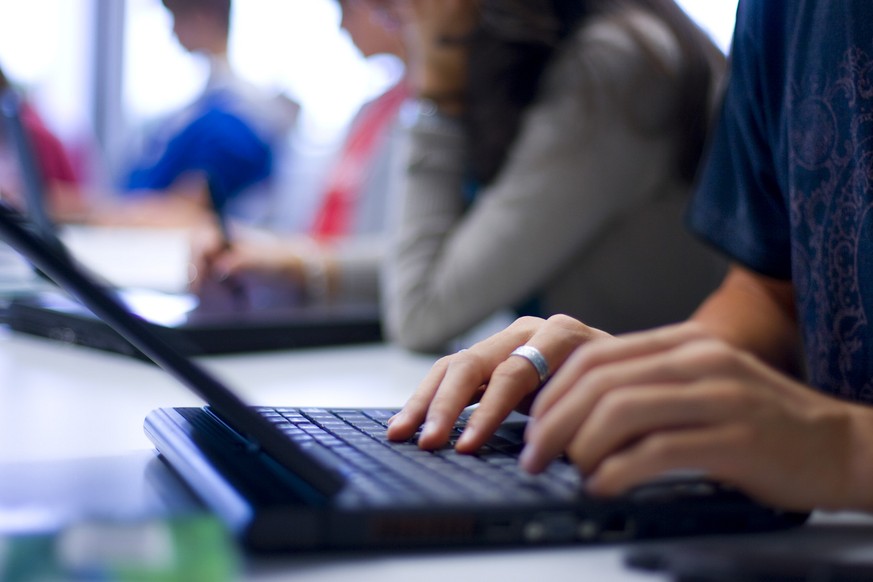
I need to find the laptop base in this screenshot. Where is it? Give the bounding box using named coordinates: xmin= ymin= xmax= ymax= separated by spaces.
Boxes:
xmin=4 ymin=291 xmax=383 ymax=358
xmin=146 ymin=406 xmax=810 ymax=553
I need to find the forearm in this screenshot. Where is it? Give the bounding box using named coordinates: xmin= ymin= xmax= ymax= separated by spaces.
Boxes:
xmin=691 ymin=263 xmax=802 ymax=375
xmin=845 ymin=403 xmax=873 ymax=512
xmin=383 ymin=117 xmax=472 ymax=351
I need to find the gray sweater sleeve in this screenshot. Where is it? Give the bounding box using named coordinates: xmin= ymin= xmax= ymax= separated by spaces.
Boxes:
xmin=383 ymin=11 xmax=707 ymax=352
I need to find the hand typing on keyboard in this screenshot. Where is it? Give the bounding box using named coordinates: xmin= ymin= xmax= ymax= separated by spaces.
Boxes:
xmin=260 ymin=407 xmax=582 ymax=506
xmin=386 ymin=315 xmax=607 ymax=456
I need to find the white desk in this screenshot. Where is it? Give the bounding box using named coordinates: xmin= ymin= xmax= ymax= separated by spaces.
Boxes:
xmin=0 ymin=328 xmax=434 ymax=463
xmin=0 ymin=329 xmax=668 ymax=581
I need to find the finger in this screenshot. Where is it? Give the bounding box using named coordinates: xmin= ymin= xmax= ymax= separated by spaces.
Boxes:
xmin=389 ymin=318 xmax=542 ymax=448
xmin=456 ymin=315 xmax=604 ymax=453
xmin=386 ymin=355 xmax=453 ymax=441
xmin=531 ymin=322 xmax=709 ymax=420
xmin=522 ymin=346 xmax=668 ymax=474
xmin=416 ymin=352 xmax=495 ymax=449
xmin=566 ymin=381 xmax=743 ymax=476
xmin=416 ymin=318 xmax=544 ymax=448
xmin=582 ymin=425 xmax=746 ymax=499
xmin=523 ymin=339 xmax=735 ymax=473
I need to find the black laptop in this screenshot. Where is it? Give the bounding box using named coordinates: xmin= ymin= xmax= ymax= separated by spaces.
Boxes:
xmin=0 ymin=198 xmax=808 ymax=552
xmin=0 ymin=89 xmax=381 ymax=358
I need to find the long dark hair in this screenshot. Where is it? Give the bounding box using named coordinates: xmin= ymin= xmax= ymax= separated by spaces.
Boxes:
xmin=466 ymin=0 xmax=723 ymax=186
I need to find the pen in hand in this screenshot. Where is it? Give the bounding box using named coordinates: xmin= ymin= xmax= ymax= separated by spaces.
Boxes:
xmin=204 ymin=179 xmax=248 ymax=310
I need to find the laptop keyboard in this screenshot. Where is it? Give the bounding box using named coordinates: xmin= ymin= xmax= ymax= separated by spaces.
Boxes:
xmin=255 ymin=407 xmax=583 ymax=507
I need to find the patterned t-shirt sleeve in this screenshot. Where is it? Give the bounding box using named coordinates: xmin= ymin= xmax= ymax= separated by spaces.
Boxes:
xmin=686 ymin=0 xmax=791 ymax=280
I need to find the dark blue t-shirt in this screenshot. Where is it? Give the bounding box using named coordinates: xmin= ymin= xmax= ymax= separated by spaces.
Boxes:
xmin=125 ymin=91 xmax=273 ymax=214
xmin=689 ymin=0 xmax=873 ymax=404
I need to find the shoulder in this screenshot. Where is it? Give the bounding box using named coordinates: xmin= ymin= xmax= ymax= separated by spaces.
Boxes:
xmin=539 ymin=6 xmax=718 ymax=124
xmin=205 ymin=65 xmax=300 ymax=138
xmin=585 ymin=7 xmax=681 ymax=64
xmin=550 ymin=8 xmax=681 ymax=90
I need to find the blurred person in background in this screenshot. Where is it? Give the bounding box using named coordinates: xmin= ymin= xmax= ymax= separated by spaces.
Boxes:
xmin=381 ymin=0 xmax=729 ymax=352
xmin=388 ymin=0 xmax=873 ymax=517
xmin=95 ymin=0 xmax=298 ymax=229
xmin=190 ymin=0 xmax=408 ymax=308
xmin=0 ymin=63 xmax=86 ymax=220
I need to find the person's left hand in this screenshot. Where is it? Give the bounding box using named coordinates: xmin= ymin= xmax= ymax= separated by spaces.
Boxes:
xmin=387 ymin=314 xmax=610 ymax=451
xmin=521 ymin=322 xmax=873 ymax=512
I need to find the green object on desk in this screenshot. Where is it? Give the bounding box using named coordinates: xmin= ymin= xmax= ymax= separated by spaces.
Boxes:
xmin=0 ymin=514 xmax=239 ymax=581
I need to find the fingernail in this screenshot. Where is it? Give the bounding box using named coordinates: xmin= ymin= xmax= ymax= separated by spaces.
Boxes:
xmin=456 ymin=426 xmax=478 ymax=449
xmin=519 ymin=443 xmax=541 ymax=473
xmin=419 ymin=420 xmax=437 ymax=442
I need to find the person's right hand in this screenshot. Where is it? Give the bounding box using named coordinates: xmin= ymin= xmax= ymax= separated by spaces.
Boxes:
xmin=188 ymin=225 xmax=307 ymax=294
xmin=386 ymin=314 xmax=612 ymax=451
xmin=518 ymin=322 xmax=873 ymax=512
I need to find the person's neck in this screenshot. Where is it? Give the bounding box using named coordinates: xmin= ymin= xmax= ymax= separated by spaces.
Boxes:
xmin=206 ymin=53 xmax=235 ymax=88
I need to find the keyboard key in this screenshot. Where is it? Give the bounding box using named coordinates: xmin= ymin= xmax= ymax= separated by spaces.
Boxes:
xmin=258 ymin=407 xmax=578 ymax=506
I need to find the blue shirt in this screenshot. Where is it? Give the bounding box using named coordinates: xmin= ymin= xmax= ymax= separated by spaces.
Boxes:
xmin=124 ymin=91 xmax=273 ymax=214
xmin=689 ymin=0 xmax=873 ymax=403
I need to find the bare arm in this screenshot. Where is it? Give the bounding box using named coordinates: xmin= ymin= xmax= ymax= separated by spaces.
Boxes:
xmin=691 ymin=263 xmax=802 ymax=374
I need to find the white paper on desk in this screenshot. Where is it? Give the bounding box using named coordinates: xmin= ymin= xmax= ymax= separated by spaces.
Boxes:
xmin=59 ymin=225 xmax=192 ymax=294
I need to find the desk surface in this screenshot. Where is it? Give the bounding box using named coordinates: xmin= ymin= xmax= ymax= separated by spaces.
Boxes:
xmin=1 ymin=329 xmax=871 ymax=581
xmin=0 ymin=327 xmax=435 ymax=462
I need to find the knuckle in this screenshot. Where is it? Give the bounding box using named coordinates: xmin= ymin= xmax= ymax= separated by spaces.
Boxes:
xmin=545 ymin=313 xmax=579 ymax=329
xmin=697 ymin=339 xmax=736 ymax=362
xmin=676 ymin=320 xmax=714 ymax=340
xmin=509 ymin=315 xmax=546 ymax=336
xmin=676 ymin=337 xmax=745 ymax=373
xmin=546 ymin=313 xmax=601 ymax=343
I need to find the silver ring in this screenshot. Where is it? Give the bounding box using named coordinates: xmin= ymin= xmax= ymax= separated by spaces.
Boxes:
xmin=510 ymin=345 xmax=551 ymax=385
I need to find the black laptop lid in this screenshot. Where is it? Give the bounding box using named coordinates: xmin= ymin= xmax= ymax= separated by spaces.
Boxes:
xmin=0 ymin=199 xmax=345 ymax=496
